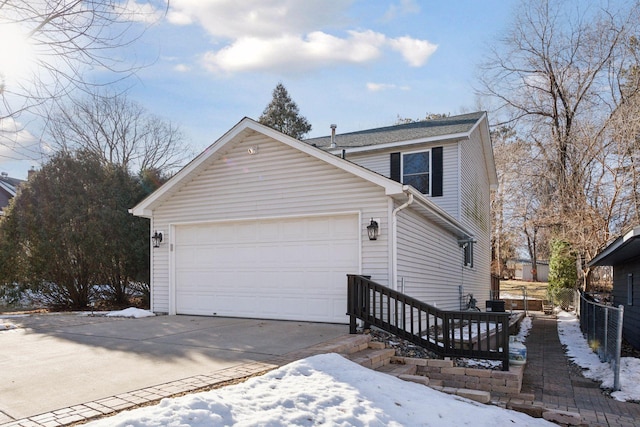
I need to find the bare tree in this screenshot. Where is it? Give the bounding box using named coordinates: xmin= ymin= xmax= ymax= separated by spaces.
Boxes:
xmin=47 ymin=91 xmax=191 ymax=175
xmin=0 ymin=0 xmax=159 ymax=121
xmin=479 ymin=0 xmax=640 ymax=286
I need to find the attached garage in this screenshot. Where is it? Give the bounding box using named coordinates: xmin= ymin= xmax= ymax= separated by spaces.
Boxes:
xmin=132 ymin=117 xmax=490 ymax=323
xmin=173 ymin=214 xmax=360 ymax=323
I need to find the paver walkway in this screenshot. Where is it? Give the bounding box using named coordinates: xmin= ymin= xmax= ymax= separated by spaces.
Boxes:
xmin=520 ymin=313 xmax=640 ymax=426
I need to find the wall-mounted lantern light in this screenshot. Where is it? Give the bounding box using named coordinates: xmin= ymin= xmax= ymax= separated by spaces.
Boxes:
xmin=151 ymin=231 xmax=163 ymax=248
xmin=366 ymin=218 xmax=379 ymax=241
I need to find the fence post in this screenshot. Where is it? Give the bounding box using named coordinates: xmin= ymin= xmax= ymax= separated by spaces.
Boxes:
xmin=603 ymin=308 xmax=608 ymax=361
xmin=501 ymin=314 xmax=510 ymax=371
xmin=614 ymin=305 xmax=624 ymax=391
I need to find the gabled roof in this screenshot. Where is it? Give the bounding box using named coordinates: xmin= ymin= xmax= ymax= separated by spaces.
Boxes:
xmin=305 ymin=111 xmax=485 ymax=150
xmin=305 ymin=111 xmax=498 ymax=189
xmin=589 ymin=225 xmax=640 ymax=266
xmin=131 ymin=118 xmax=407 ymax=218
xmin=130 ymin=117 xmax=474 ymax=238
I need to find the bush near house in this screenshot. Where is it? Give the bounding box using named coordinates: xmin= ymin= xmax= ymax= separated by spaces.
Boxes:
xmin=0 ymin=152 xmax=158 ymax=310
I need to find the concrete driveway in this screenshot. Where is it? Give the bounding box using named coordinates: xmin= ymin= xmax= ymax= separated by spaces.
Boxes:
xmin=0 ymin=312 xmax=348 ymax=422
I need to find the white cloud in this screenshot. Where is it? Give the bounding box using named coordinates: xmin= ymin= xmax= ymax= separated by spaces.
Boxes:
xmin=367 ymin=83 xmax=410 ymax=92
xmin=202 ymin=31 xmax=385 ymax=73
xmin=0 ymin=118 xmax=42 ymax=162
xmin=174 ymin=64 xmax=191 ymax=72
xmin=202 ymin=31 xmax=435 ymax=73
xmin=388 ymin=36 xmax=438 ymax=67
xmin=383 ymin=0 xmax=420 ymax=21
xmin=166 ymin=1 xmax=436 ymax=74
xmin=119 ymin=0 xmax=164 ymax=23
xmin=167 ymin=0 xmax=353 ymax=38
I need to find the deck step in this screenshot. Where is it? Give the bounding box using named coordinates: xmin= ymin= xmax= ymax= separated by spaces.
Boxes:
xmin=345 ymin=347 xmax=396 ymax=369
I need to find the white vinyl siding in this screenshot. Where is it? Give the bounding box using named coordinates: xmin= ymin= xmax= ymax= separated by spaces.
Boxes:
xmin=395 ymin=207 xmax=462 ymax=311
xmin=346 ymin=151 xmax=390 ymax=177
xmin=347 ymin=142 xmax=460 ymax=218
xmin=457 ymin=127 xmax=493 ymax=300
xmin=150 ymin=130 xmax=390 ymax=313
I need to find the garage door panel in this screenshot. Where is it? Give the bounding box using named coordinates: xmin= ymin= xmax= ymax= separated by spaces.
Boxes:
xmin=174 ymin=215 xmax=359 ymax=322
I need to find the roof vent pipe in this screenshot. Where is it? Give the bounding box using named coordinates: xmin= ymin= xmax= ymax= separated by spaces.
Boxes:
xmin=330 ymin=124 xmax=337 ymax=149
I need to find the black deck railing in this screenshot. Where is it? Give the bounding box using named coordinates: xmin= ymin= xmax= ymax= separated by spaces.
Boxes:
xmin=347 ymin=274 xmax=511 ymax=370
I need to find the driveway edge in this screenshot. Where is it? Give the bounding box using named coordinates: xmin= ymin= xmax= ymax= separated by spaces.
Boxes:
xmin=0 ymin=334 xmax=362 ymax=427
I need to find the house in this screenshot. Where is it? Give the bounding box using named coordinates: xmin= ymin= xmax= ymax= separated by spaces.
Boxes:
xmin=130 ymin=111 xmax=498 ymax=323
xmin=0 ymin=173 xmax=23 ymax=216
xmin=508 ymin=259 xmax=550 ymax=282
xmin=589 ymin=225 xmax=640 ymax=349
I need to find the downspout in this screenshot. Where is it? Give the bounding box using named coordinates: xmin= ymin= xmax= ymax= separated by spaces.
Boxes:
xmin=392 ymin=193 xmax=414 ymax=291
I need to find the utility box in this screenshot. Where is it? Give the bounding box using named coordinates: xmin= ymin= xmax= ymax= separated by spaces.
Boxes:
xmin=485 ymin=300 xmax=506 ymax=312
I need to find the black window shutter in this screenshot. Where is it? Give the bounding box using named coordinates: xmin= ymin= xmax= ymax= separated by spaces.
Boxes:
xmin=390 ymin=152 xmax=401 ymax=182
xmin=432 ymin=146 xmax=443 ymax=197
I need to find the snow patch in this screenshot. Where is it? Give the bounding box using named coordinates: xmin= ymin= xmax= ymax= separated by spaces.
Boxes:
xmin=105 ymin=308 xmax=155 ymax=318
xmin=85 ymin=353 xmax=554 ymax=427
xmin=557 ymin=310 xmax=640 ymax=401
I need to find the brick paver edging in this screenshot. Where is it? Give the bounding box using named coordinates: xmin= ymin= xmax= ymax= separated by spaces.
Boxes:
xmin=0 ymin=361 xmax=278 ymax=427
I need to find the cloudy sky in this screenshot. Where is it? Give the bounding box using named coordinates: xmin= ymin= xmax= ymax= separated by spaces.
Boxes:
xmin=1 ymin=0 xmax=517 ymax=179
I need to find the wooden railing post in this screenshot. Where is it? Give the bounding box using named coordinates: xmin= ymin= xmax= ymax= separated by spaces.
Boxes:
xmin=442 ymin=312 xmax=450 ymax=352
xmin=347 ymin=274 xmax=357 ymax=334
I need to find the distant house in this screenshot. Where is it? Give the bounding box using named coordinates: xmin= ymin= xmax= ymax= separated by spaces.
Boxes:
xmin=0 ymin=173 xmax=24 ymax=216
xmin=131 ymin=112 xmax=497 ymax=323
xmin=509 ymin=260 xmax=550 ymax=282
xmin=589 ymin=225 xmax=640 ymax=349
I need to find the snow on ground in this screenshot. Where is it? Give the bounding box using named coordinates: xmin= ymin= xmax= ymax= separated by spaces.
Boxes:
xmin=86 ymin=353 xmax=554 ymax=427
xmin=557 ymin=310 xmax=640 ymax=401
xmin=105 ymin=307 xmax=155 ymax=318
xmin=1 ymin=322 xmax=17 ymax=330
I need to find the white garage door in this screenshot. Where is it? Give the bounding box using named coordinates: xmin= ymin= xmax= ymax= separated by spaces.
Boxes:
xmin=174 ymin=214 xmax=359 ymax=323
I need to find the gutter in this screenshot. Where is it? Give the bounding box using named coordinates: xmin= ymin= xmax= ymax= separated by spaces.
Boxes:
xmin=391 ymin=193 xmax=414 ymax=291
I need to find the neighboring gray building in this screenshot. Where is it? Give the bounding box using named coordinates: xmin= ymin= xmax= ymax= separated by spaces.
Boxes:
xmin=589 ymin=226 xmax=640 ymax=349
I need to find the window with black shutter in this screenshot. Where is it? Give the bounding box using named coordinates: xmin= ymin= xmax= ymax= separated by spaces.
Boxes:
xmin=389 ymin=147 xmax=443 ymax=196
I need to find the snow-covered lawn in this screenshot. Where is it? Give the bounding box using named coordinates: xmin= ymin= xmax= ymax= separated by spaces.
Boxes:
xmin=85 ymin=353 xmax=553 ymax=427
xmin=557 ymin=310 xmax=640 ymax=402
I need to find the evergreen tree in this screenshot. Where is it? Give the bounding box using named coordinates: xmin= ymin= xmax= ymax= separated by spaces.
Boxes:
xmin=259 ymin=83 xmax=312 ymax=139
xmin=548 ymin=239 xmax=578 ymax=307
xmin=0 ymin=152 xmax=155 ymax=308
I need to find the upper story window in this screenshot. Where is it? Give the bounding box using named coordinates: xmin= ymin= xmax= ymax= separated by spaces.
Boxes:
xmin=390 ymin=147 xmax=443 ymax=197
xmin=402 ymin=151 xmax=430 ymax=195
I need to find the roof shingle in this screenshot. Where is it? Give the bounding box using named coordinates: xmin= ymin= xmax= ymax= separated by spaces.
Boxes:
xmin=304 ymin=111 xmax=485 ymax=149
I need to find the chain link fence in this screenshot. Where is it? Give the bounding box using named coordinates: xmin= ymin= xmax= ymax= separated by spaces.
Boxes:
xmin=547 ymin=286 xmax=578 ymax=311
xmin=576 ymin=291 xmax=624 ymax=391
